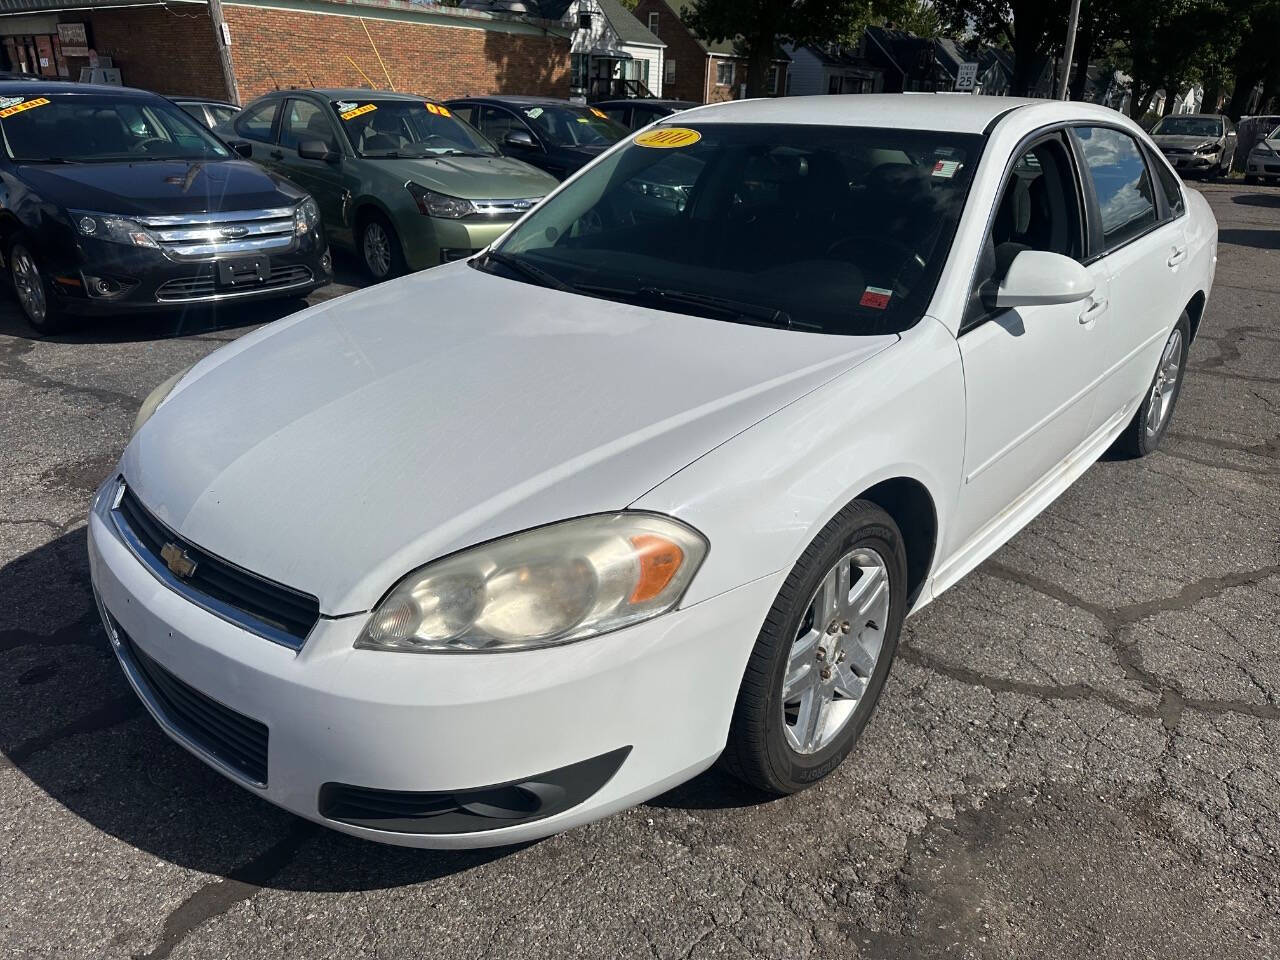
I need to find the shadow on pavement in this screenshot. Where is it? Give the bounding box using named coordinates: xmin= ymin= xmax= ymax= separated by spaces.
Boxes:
xmin=1232 ymin=192 xmax=1280 ymax=207
xmin=1 ymin=529 xmax=516 ymax=891
xmin=1217 ymin=227 xmax=1280 ymax=250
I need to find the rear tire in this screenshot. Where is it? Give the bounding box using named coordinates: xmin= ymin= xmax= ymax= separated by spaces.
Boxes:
xmin=358 ymin=212 xmax=405 ymax=282
xmin=1114 ymin=311 xmax=1191 ymax=458
xmin=8 ymin=238 xmax=67 ymax=335
xmin=721 ymin=501 xmax=908 ymax=795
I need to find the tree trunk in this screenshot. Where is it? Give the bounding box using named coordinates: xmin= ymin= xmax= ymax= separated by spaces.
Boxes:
xmin=1227 ymin=71 xmax=1261 ymax=121
xmin=1067 ymin=22 xmax=1093 ymax=102
xmin=744 ymin=31 xmax=775 ymax=99
xmin=1161 ymin=88 xmax=1177 ymax=116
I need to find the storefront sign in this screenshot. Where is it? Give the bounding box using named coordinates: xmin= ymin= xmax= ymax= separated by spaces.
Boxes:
xmin=57 ymin=23 xmax=87 ymax=45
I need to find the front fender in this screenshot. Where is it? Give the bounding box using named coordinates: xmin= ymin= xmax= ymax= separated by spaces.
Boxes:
xmin=632 ymin=316 xmax=965 ymax=610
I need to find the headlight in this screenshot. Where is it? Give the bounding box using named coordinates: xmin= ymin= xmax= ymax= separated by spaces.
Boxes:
xmin=357 ymin=513 xmax=708 ymax=653
xmin=131 ymin=365 xmax=192 ymax=438
xmin=294 ymin=197 xmax=321 ymax=236
xmin=71 ymin=210 xmax=159 ymax=249
xmin=406 ymin=182 xmax=476 ymax=219
xmin=1194 ymin=141 xmax=1219 ymax=154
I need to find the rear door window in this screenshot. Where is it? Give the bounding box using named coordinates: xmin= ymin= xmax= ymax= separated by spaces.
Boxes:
xmin=1073 ymin=126 xmax=1159 ymax=253
xmin=235 ymin=99 xmax=279 ymax=143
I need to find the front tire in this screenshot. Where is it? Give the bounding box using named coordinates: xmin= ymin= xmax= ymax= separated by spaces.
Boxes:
xmin=721 ymin=501 xmax=908 ymax=795
xmin=1114 ymin=311 xmax=1191 ymax=458
xmin=358 ymin=213 xmax=405 ymax=282
xmin=8 ymin=238 xmax=66 ymax=334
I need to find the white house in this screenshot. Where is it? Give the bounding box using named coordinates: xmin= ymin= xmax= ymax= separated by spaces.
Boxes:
xmin=565 ymin=0 xmax=665 ymax=99
xmin=783 ymin=42 xmax=880 ymax=96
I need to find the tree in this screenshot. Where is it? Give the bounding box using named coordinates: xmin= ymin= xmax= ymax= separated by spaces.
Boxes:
xmin=1225 ymin=0 xmax=1280 ymax=117
xmin=931 ymin=0 xmax=1070 ymax=96
xmin=684 ymin=0 xmax=865 ymax=98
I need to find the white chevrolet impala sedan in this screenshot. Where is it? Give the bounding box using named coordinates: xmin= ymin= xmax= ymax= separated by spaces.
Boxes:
xmin=89 ymin=95 xmax=1217 ymax=848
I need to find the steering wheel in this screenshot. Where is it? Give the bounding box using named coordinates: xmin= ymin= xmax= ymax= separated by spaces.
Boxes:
xmin=129 ymin=138 xmax=169 ymax=155
xmin=826 ymin=235 xmax=913 ymax=262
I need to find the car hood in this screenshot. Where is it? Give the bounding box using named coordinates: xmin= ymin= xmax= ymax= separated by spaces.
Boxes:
xmin=376 ymin=154 xmax=558 ymax=199
xmin=123 ymin=264 xmax=895 ymax=614
xmin=1153 ymin=134 xmax=1221 ymax=149
xmin=16 ymin=159 xmax=300 ymax=216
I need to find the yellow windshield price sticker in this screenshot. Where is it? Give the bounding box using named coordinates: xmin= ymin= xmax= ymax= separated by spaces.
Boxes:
xmin=340 ymin=103 xmax=377 ymax=121
xmin=633 ymin=127 xmax=701 ymax=149
xmin=0 ymin=97 xmax=50 ymax=119
xmin=590 ymin=107 xmax=608 ymax=119
xmin=424 ymin=102 xmax=451 ymax=116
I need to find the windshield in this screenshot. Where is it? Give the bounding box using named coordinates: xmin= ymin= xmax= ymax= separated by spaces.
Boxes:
xmin=0 ymin=94 xmax=230 ymax=162
xmin=484 ymin=123 xmax=982 ymax=335
xmin=1152 ymin=116 xmax=1223 ymax=138
xmin=519 ymin=104 xmax=627 ymax=147
xmin=332 ymin=98 xmax=498 ymax=158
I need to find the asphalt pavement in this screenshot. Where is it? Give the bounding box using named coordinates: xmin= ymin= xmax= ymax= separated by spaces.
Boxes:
xmin=2 ymin=184 xmax=1278 ymax=960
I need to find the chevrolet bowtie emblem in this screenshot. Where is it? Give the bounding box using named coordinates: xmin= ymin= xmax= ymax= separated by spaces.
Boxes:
xmin=160 ymin=542 xmax=198 ymax=579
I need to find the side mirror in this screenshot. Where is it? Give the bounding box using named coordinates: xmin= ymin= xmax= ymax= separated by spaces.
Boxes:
xmin=503 ymin=129 xmax=537 ymax=149
xmin=995 ymin=250 xmax=1095 ymax=308
xmin=227 ymin=139 xmax=253 ymax=159
xmin=298 ymin=140 xmax=340 ymax=163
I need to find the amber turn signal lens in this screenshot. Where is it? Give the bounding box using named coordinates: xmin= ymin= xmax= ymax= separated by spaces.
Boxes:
xmin=629 ymin=534 xmax=685 ymax=603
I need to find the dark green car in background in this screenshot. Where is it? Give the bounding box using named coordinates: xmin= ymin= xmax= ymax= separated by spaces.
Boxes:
xmin=224 ymin=89 xmax=559 ymax=280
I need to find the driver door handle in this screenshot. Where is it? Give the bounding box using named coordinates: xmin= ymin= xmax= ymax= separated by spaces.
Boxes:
xmin=1078 ymin=297 xmax=1109 ymax=324
xmin=270 ymin=149 xmax=284 ymax=160
xmin=1168 ymin=245 xmax=1188 ymax=267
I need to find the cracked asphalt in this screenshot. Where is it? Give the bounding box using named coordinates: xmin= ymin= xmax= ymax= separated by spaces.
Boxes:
xmin=2 ymin=183 xmax=1278 ymax=960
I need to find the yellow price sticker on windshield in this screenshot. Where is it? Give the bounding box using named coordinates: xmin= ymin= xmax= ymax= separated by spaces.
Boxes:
xmin=340 ymin=103 xmax=377 ymax=121
xmin=590 ymin=107 xmax=608 ymax=119
xmin=0 ymin=97 xmax=50 ymax=119
xmin=633 ymin=126 xmax=701 ymax=149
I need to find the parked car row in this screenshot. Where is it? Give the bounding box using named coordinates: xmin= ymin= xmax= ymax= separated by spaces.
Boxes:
xmin=0 ymin=77 xmax=702 ymax=333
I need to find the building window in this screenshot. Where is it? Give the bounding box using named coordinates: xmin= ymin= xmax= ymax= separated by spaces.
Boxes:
xmin=716 ymin=60 xmax=734 ymax=86
xmin=570 ymin=52 xmax=588 ymax=90
xmin=577 ymin=10 xmax=592 ymax=29
xmin=664 ymin=58 xmax=676 ymax=84
xmin=767 ymin=65 xmax=779 ymax=94
xmin=647 ymin=11 xmax=659 ymax=34
xmin=828 ymin=74 xmax=840 ymax=95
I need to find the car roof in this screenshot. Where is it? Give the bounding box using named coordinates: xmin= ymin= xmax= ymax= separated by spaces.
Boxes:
xmin=275 ymin=88 xmax=433 ymax=102
xmin=671 ymin=94 xmax=1150 ymax=135
xmin=172 ymin=97 xmax=238 ymax=108
xmin=0 ymin=79 xmax=157 ymax=98
xmin=445 ymin=94 xmax=581 ymax=107
xmin=594 ymin=98 xmax=698 ymax=109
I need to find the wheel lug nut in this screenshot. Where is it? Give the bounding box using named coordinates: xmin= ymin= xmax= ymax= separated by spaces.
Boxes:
xmin=826 ymin=620 xmax=839 ymax=634
xmin=840 ymin=620 xmax=851 ymax=634
xmin=820 ymin=667 xmax=832 ymax=680
xmin=815 ymin=648 xmax=826 ymax=662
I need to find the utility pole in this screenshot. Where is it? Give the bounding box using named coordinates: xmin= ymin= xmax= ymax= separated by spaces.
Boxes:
xmin=207 ymin=0 xmax=241 ymax=106
xmin=1058 ymin=0 xmax=1082 ymax=100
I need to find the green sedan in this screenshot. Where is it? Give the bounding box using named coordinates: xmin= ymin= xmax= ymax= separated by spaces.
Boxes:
xmin=224 ymin=89 xmax=560 ymax=280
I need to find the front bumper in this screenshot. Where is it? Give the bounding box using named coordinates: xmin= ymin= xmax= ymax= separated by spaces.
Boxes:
xmin=87 ymin=480 xmax=781 ymax=848
xmin=52 ymin=234 xmax=331 ymax=314
xmin=1247 ymin=157 xmax=1280 ymax=179
xmin=398 ymin=214 xmax=523 ymax=272
xmin=1163 ymin=151 xmax=1217 ymax=170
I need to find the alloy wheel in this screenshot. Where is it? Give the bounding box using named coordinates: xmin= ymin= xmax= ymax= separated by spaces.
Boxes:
xmin=362 ymin=222 xmax=392 ymax=279
xmin=1145 ymin=327 xmax=1184 ymax=439
xmin=780 ymin=546 xmax=891 ymax=755
xmin=11 ymin=245 xmax=46 ymax=324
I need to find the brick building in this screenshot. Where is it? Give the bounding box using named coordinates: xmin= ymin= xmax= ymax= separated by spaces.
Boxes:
xmin=628 ymin=0 xmax=786 ymax=103
xmin=0 ymin=0 xmax=572 ymax=104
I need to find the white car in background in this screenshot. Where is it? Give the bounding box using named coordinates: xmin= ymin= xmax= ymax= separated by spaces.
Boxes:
xmin=89 ymin=95 xmax=1217 ymax=849
xmin=1246 ymin=123 xmax=1280 ymax=184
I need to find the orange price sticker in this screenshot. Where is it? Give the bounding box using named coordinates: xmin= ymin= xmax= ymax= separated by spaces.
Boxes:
xmin=633 ymin=126 xmax=701 ymax=149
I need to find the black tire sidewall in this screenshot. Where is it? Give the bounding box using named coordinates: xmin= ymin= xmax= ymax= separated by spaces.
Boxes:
xmin=8 ymin=238 xmax=60 ymax=334
xmin=1135 ymin=312 xmax=1192 ymax=455
xmin=359 ymin=214 xmax=404 ymax=282
xmin=759 ymin=510 xmax=908 ymax=792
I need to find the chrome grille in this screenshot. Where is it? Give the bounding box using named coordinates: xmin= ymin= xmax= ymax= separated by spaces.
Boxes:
xmin=469 ymin=197 xmax=542 ymax=218
xmin=155 ymin=264 xmax=313 ymax=303
xmin=139 ymin=207 xmax=297 ymax=260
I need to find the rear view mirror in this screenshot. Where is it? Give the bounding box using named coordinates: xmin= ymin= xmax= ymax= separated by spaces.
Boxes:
xmin=503 ymin=129 xmax=537 ymax=149
xmin=227 ymin=139 xmax=253 ymax=159
xmin=298 ymin=140 xmax=340 ymax=163
xmin=995 ymin=250 xmax=1095 ymax=308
